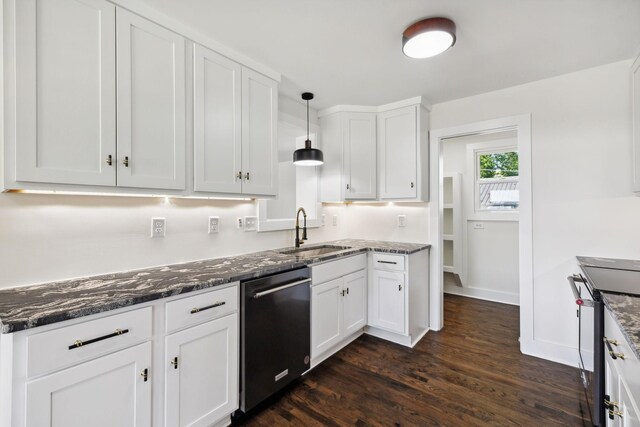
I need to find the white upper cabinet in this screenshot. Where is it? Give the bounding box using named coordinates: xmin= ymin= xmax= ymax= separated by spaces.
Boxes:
xmin=319 ymin=97 xmax=429 ymax=202
xmin=343 ymin=113 xmax=377 ymax=199
xmin=378 ymin=106 xmax=418 ymax=199
xmin=319 ymin=111 xmax=377 ymax=201
xmin=193 ymin=45 xmax=242 ymax=194
xmin=13 ymin=0 xmax=117 ymax=186
xmin=241 ymin=67 xmax=278 ymax=196
xmin=632 ymin=53 xmax=640 ymax=193
xmin=116 ymin=9 xmax=186 ymax=190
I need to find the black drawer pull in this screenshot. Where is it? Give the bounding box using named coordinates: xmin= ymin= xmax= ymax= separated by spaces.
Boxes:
xmin=68 ymin=328 xmax=129 ymax=350
xmin=377 ymin=260 xmax=398 ymax=265
xmin=190 ymin=301 xmax=225 ymax=314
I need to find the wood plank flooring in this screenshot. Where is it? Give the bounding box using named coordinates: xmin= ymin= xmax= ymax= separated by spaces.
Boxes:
xmin=237 ymin=295 xmax=589 ymax=426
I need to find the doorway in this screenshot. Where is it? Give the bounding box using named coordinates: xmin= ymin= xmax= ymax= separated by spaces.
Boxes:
xmin=428 ymin=115 xmax=534 ymax=355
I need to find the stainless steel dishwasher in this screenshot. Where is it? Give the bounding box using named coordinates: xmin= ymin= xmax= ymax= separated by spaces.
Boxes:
xmin=237 ymin=267 xmax=311 ymax=415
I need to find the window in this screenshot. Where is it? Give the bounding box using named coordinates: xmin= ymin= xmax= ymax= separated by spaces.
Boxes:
xmin=476 ymin=149 xmax=519 ymax=211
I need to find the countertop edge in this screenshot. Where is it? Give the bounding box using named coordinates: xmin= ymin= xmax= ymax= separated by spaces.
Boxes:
xmin=0 ymin=240 xmax=430 ymax=334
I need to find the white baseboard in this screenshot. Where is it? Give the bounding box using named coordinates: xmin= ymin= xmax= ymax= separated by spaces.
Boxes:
xmin=521 ymin=337 xmax=589 ymax=371
xmin=444 ymin=283 xmax=519 ymax=305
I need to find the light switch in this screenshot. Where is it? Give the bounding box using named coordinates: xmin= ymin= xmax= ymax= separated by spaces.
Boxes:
xmin=332 ymin=215 xmax=338 ymax=226
xmin=398 ymin=215 xmax=407 ymax=227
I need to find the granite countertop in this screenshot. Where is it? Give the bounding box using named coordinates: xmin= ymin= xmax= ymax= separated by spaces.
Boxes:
xmin=0 ymin=239 xmax=429 ymax=334
xmin=601 ymin=293 xmax=640 ymax=359
xmin=577 ymin=256 xmax=640 ymax=359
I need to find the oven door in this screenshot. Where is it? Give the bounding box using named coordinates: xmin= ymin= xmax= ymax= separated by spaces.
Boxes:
xmin=568 ymin=274 xmax=597 ymax=424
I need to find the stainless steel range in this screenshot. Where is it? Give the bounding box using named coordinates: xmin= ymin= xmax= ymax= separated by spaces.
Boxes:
xmin=569 ymin=257 xmax=640 ymax=426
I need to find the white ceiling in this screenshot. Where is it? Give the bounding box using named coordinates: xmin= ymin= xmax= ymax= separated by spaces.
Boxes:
xmin=140 ymin=0 xmax=640 ymax=109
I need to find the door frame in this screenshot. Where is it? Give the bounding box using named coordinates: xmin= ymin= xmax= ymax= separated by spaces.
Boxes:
xmin=428 ymin=114 xmax=534 ymax=355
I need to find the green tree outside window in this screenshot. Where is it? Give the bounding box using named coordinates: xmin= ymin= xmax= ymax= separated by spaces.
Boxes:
xmin=479 ymin=152 xmax=519 ymax=178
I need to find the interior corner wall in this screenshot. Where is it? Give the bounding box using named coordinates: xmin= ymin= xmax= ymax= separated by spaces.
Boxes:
xmin=430 ymin=59 xmax=640 ymax=367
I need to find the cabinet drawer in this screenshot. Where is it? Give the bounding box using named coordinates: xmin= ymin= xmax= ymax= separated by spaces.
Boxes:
xmin=372 ymin=253 xmax=406 ymax=271
xmin=605 ymin=310 xmax=640 ymax=404
xmin=166 ymin=285 xmax=238 ymax=333
xmin=311 ymin=254 xmax=366 ymax=285
xmin=27 ymin=307 xmax=152 ymax=378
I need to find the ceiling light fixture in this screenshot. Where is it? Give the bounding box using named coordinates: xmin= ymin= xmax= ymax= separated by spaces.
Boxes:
xmin=402 ymin=17 xmax=456 ymax=59
xmin=293 ymin=92 xmax=323 ymax=166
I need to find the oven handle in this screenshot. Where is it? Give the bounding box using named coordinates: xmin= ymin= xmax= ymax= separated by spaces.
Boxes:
xmin=567 ymin=275 xmax=594 ymax=307
xmin=252 ymin=278 xmax=311 ymax=299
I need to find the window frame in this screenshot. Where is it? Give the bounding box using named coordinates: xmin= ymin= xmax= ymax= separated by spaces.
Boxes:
xmin=466 ymin=141 xmax=520 ymax=222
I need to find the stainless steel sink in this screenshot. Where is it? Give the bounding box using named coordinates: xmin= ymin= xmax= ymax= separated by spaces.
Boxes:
xmin=278 ymin=245 xmax=351 ymax=258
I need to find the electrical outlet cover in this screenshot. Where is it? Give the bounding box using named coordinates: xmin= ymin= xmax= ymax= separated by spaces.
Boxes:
xmin=244 ymin=216 xmax=257 ymax=232
xmin=208 ymin=216 xmax=219 ymax=234
xmin=473 ymin=222 xmax=485 ymax=229
xmin=398 ymin=215 xmax=407 ymax=227
xmin=151 ymin=217 xmax=166 ymax=238
xmin=332 ymin=215 xmax=338 ymax=226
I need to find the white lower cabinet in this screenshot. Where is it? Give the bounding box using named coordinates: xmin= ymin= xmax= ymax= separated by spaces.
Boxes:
xmin=164 ymin=314 xmax=238 ymax=427
xmin=604 ymin=309 xmax=640 ymax=426
xmin=2 ymin=284 xmax=239 ymax=427
xmin=366 ymin=250 xmax=430 ymax=348
xmin=311 ymin=277 xmax=343 ymax=358
xmin=26 ymin=342 xmax=152 ymax=427
xmin=342 ymin=270 xmax=367 ymax=336
xmin=369 ymin=270 xmax=406 ymax=334
xmin=310 ymin=256 xmax=367 ymax=365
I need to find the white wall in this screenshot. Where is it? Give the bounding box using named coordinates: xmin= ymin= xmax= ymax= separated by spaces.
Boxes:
xmin=430 ymin=59 xmax=640 ymax=366
xmin=342 ymin=202 xmax=429 ymax=243
xmin=442 ymin=133 xmax=520 ymax=304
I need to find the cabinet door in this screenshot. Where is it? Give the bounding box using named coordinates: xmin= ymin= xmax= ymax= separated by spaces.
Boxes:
xmin=311 ymin=278 xmax=343 ymax=359
xmin=193 ymin=44 xmax=242 ymax=194
xmin=378 ymin=106 xmax=418 ymax=199
xmin=632 ymin=55 xmax=640 ymax=193
xmin=620 ymin=377 xmax=640 ymax=427
xmin=165 ymin=314 xmax=238 ymax=427
xmin=605 ymin=354 xmax=620 ymax=427
xmin=116 ymin=9 xmax=186 ymax=190
xmin=369 ymin=270 xmax=406 ymax=334
xmin=13 ymin=0 xmax=116 ymax=186
xmin=241 ymin=68 xmax=278 ymax=196
xmin=343 ymin=112 xmax=377 ymax=199
xmin=25 ymin=342 xmax=151 ymax=427
xmin=342 ymin=269 xmax=367 ymax=336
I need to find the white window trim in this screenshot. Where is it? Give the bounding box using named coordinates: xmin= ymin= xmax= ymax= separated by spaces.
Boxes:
xmin=466 ymin=140 xmax=520 ymax=221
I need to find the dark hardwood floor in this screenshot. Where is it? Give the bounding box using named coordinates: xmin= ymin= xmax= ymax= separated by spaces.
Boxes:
xmin=238 ymin=295 xmax=589 ymax=426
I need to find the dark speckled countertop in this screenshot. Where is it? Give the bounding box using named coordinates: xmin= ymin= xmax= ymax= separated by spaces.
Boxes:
xmin=0 ymin=239 xmax=429 ymax=334
xmin=577 ymin=256 xmax=640 ymax=359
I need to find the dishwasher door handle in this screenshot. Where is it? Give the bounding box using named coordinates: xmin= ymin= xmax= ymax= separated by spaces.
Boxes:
xmin=252 ymin=278 xmax=312 ymax=299
xmin=567 ymin=275 xmax=594 ymax=307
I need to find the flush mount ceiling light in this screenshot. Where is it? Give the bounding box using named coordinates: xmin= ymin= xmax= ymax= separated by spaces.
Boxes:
xmin=293 ymin=92 xmax=324 ymax=166
xmin=402 ymin=17 xmax=456 ymax=59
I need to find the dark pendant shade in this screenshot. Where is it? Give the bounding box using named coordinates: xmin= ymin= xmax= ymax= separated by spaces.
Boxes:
xmin=294 ymin=92 xmax=323 ymax=166
xmin=293 ymin=139 xmax=323 ymax=166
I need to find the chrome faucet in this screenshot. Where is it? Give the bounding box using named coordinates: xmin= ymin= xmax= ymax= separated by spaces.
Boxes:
xmin=295 ymin=207 xmax=308 ymax=248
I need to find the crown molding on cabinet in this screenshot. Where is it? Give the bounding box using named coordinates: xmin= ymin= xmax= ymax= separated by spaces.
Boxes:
xmin=317 ymin=96 xmax=432 ymax=117
xmin=108 ymin=0 xmax=281 ymax=83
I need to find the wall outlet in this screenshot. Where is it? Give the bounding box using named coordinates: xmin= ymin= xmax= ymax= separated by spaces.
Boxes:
xmin=208 ymin=216 xmax=219 ymax=234
xmin=236 ymin=217 xmax=243 ymax=229
xmin=151 ymin=217 xmax=166 ymax=238
xmin=473 ymin=222 xmax=485 ymax=229
xmin=397 ymin=215 xmax=407 ymax=228
xmin=332 ymin=215 xmax=338 ymax=226
xmin=244 ymin=216 xmax=257 ymax=232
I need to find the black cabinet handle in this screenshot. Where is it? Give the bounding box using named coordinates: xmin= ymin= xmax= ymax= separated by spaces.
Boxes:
xmin=377 ymin=260 xmax=397 ymax=265
xmin=68 ymin=328 xmax=129 ymax=350
xmin=190 ymin=301 xmax=226 ymax=314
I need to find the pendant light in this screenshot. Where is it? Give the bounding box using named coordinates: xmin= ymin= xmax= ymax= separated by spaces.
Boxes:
xmin=402 ymin=17 xmax=456 ymax=59
xmin=293 ymin=92 xmax=323 ymax=166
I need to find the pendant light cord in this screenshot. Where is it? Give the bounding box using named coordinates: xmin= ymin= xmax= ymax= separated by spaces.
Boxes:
xmin=306 ymin=99 xmax=310 ymax=142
